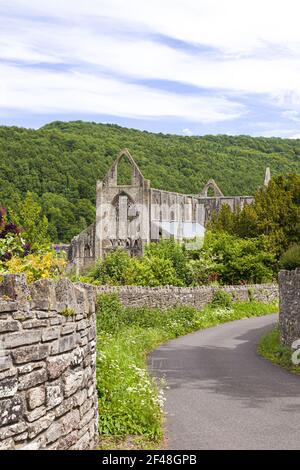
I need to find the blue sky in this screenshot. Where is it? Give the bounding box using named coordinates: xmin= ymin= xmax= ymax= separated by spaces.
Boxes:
xmin=1 ymin=0 xmax=300 ymax=137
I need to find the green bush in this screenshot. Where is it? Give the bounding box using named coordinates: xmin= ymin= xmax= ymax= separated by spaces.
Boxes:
xmin=279 ymin=245 xmax=300 ymax=270
xmin=88 ymin=249 xmax=133 ymax=285
xmin=211 ymin=289 xmax=233 ymax=308
xmin=203 ymin=231 xmax=275 ymax=285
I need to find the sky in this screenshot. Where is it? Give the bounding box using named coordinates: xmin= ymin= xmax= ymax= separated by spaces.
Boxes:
xmin=1 ymin=0 xmax=300 ymax=137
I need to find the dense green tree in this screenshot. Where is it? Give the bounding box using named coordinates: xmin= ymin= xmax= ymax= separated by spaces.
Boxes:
xmin=12 ymin=192 xmax=50 ymax=249
xmin=0 ymin=121 xmax=299 ymax=242
xmin=210 ymin=174 xmax=300 ymax=259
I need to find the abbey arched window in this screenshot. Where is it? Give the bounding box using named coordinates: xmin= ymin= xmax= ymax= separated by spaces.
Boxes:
xmin=117 ymin=154 xmax=133 ymax=186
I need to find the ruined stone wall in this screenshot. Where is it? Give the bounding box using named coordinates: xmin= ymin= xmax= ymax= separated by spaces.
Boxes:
xmin=70 ymin=149 xmax=257 ymax=270
xmin=96 ymin=283 xmax=278 ymax=310
xmin=68 ymin=223 xmax=96 ymax=274
xmin=0 ymin=274 xmax=98 ymax=450
xmin=279 ymin=269 xmax=300 ymax=347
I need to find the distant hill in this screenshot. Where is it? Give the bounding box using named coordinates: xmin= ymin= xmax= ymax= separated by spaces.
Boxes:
xmin=0 ymin=121 xmax=299 ymax=242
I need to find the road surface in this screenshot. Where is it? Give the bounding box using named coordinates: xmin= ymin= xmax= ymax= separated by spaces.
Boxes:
xmin=149 ymin=314 xmax=300 ymax=449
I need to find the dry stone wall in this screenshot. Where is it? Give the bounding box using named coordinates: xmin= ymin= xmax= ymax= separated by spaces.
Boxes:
xmin=96 ymin=283 xmax=278 ymax=310
xmin=0 ymin=274 xmax=98 ymax=450
xmin=279 ymin=268 xmax=300 ymax=347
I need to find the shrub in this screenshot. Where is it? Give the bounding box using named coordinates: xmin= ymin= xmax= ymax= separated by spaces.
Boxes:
xmin=5 ymin=251 xmax=66 ymax=283
xmin=211 ymin=289 xmax=233 ymax=309
xmin=279 ymin=245 xmax=300 ymax=271
xmin=88 ymin=249 xmax=133 ymax=285
xmin=145 ymin=240 xmax=189 ymax=284
xmin=203 ymin=231 xmax=275 ymax=285
xmin=131 ymin=256 xmax=183 ymax=287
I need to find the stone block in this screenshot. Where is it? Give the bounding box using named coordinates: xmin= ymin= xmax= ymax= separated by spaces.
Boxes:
xmin=29 ymin=278 xmax=57 ymax=311
xmin=54 ymin=396 xmax=74 ymax=418
xmin=70 ymin=431 xmax=90 ymax=450
xmin=26 ymin=405 xmax=46 ymax=423
xmin=47 ymin=352 xmax=71 ymax=379
xmin=23 ymin=319 xmax=48 ymax=329
xmin=1 ymin=274 xmax=29 ymax=302
xmin=58 ymin=430 xmax=78 ymax=450
xmin=0 ymin=422 xmax=27 ymax=440
xmin=60 ymin=409 xmax=80 ymax=435
xmin=27 ymin=386 xmax=46 ymax=410
xmin=12 ymin=344 xmax=49 ymax=364
xmin=0 ymin=302 xmax=18 ymax=314
xmin=14 ymin=431 xmax=28 ymax=443
xmin=0 ymin=438 xmax=15 ymax=450
xmin=0 ymin=376 xmax=18 ymax=398
xmin=18 ymin=368 xmax=47 ymax=391
xmin=63 ymin=370 xmax=84 ymax=397
xmin=12 ymin=310 xmax=34 ymax=321
xmin=77 ymin=319 xmax=88 ymax=331
xmin=0 ymin=367 xmax=17 ymax=381
xmin=61 ymin=323 xmax=76 ymax=335
xmin=45 ymin=421 xmax=62 ymax=444
xmin=73 ymin=389 xmax=87 ymax=407
xmin=55 ymin=278 xmax=77 ymax=313
xmin=0 ymin=354 xmax=13 ymax=372
xmin=0 ymin=320 xmax=19 ymax=333
xmin=79 ymin=408 xmax=95 ymax=428
xmin=18 ymin=361 xmax=44 ymax=375
xmin=42 ymin=327 xmax=60 ymax=342
xmin=46 ymin=385 xmax=63 ymax=409
xmin=0 ymin=396 xmax=23 ymax=426
xmin=4 ymin=329 xmax=41 ymax=349
xmin=50 ymin=335 xmax=78 ymax=355
xmin=27 ymin=413 xmax=55 ymax=439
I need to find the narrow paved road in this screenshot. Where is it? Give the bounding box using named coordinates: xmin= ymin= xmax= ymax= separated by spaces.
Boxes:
xmin=149 ymin=314 xmax=300 ymax=450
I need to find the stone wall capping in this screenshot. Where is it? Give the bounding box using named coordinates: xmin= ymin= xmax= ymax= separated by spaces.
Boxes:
xmin=95 ymin=283 xmax=278 ymax=310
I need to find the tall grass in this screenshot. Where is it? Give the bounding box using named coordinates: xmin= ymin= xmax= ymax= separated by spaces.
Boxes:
xmin=96 ymin=294 xmax=278 ymax=443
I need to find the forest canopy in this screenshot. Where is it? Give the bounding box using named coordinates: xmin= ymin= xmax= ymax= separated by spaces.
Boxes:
xmin=0 ymin=121 xmax=299 ymax=242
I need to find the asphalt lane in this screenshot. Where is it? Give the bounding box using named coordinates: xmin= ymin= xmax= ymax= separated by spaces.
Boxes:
xmin=149 ymin=314 xmax=300 ymax=449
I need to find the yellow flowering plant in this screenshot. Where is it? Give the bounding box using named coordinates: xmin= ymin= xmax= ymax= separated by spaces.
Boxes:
xmin=6 ymin=251 xmax=66 ymax=283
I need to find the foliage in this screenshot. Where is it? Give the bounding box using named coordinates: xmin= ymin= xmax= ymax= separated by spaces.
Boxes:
xmin=96 ymin=294 xmax=278 ymax=442
xmin=129 ymin=256 xmax=183 ymax=287
xmin=0 ymin=207 xmax=28 ymax=273
xmin=279 ymin=244 xmax=300 ymax=270
xmin=144 ymin=240 xmax=190 ymax=284
xmin=210 ymin=174 xmax=300 ymax=260
xmin=0 ymin=198 xmax=65 ymax=282
xmin=0 ymin=121 xmax=299 ymax=242
xmin=88 ymin=249 xmax=133 ymax=285
xmin=211 ymin=289 xmax=233 ymax=309
xmin=12 ymin=192 xmax=50 ymax=249
xmin=83 ymin=244 xmax=184 ymax=287
xmin=5 ymin=251 xmax=66 ymax=283
xmin=201 ymin=231 xmax=275 ymax=284
xmin=257 ymin=328 xmax=300 ymax=375
xmin=79 ymin=230 xmax=275 ymax=287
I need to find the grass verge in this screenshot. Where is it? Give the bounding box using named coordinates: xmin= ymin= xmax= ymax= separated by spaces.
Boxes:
xmin=257 ymin=327 xmax=300 ymax=375
xmin=96 ymin=294 xmax=278 ymax=449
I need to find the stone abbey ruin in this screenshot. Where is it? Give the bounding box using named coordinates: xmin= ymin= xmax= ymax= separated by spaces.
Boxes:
xmin=69 ymin=149 xmax=270 ymax=272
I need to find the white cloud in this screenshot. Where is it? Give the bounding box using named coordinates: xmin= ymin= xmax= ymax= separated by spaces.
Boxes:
xmin=281 ymin=110 xmax=300 ymax=122
xmin=1 ymin=0 xmax=300 ymax=123
xmin=3 ymin=0 xmax=300 ymax=55
xmin=0 ymin=64 xmax=243 ymax=122
xmin=182 ymin=128 xmax=193 ymax=136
